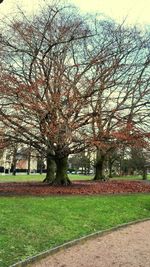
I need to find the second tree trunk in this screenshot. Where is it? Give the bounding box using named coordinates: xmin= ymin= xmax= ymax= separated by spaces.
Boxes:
xmin=54 ymin=156 xmax=71 ymax=185
xmin=93 ymin=150 xmax=105 ymax=180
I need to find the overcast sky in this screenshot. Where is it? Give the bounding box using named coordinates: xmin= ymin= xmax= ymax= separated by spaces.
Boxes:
xmin=1 ymin=0 xmax=150 ymax=26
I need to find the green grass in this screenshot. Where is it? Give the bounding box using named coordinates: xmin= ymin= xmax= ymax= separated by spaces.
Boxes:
xmin=113 ymin=174 xmax=150 ymax=180
xmin=0 ymin=173 xmax=93 ymax=182
xmin=69 ymin=174 xmax=93 ymax=180
xmin=0 ymin=194 xmax=150 ymax=267
xmin=0 ymin=173 xmax=45 ymax=182
xmin=0 ymin=173 xmax=149 ymax=183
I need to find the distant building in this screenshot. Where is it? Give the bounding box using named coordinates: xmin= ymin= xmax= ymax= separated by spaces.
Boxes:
xmin=0 ymin=147 xmax=38 ymax=173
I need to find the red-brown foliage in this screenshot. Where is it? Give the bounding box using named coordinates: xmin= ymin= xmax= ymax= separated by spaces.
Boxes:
xmin=0 ymin=180 xmax=150 ymax=196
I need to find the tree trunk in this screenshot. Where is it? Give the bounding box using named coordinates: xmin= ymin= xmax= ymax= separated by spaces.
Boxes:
xmin=39 ymin=164 xmax=43 ymax=175
xmin=43 ymin=154 xmax=55 ymax=183
xmin=12 ymin=146 xmax=17 ymax=176
xmin=53 ymin=156 xmax=71 ymax=186
xmin=108 ymin=160 xmax=113 ymax=178
xmin=12 ymin=162 xmax=17 ymax=176
xmin=93 ymin=150 xmax=105 ymax=181
xmin=27 ymin=144 xmax=31 ymax=175
xmin=142 ymin=167 xmax=147 ymax=180
xmin=84 ymin=167 xmax=87 ymax=175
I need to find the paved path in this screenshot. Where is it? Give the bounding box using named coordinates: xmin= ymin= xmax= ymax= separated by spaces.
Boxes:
xmin=31 ymin=220 xmax=150 ymax=267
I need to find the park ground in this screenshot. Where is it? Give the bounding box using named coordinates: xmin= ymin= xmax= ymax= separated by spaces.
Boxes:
xmin=0 ymin=174 xmax=150 ymax=266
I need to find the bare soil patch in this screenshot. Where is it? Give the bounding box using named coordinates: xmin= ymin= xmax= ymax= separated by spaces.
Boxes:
xmin=0 ymin=180 xmax=150 ymax=196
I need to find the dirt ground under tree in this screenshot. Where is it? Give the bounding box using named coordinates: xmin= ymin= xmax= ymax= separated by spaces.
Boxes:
xmin=0 ymin=180 xmax=150 ymax=196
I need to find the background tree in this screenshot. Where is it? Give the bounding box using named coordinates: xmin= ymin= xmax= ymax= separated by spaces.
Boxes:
xmin=69 ymin=150 xmax=93 ymax=174
xmin=107 ymin=148 xmax=122 ymax=178
xmin=121 ymin=147 xmax=149 ymax=179
xmin=88 ymin=22 xmax=150 ymax=180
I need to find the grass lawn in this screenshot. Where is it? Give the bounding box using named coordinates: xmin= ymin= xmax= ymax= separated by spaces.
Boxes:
xmin=0 ymin=173 xmax=92 ymax=182
xmin=113 ymin=174 xmax=150 ymax=180
xmin=0 ymin=173 xmax=46 ymax=182
xmin=0 ymin=173 xmax=149 ymax=182
xmin=0 ymin=194 xmax=150 ymax=267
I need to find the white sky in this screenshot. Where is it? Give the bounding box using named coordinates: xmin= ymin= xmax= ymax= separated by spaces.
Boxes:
xmin=1 ymin=0 xmax=150 ymax=26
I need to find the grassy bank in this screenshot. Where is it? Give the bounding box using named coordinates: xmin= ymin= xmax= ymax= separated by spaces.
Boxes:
xmin=0 ymin=173 xmax=149 ymax=182
xmin=0 ymin=173 xmax=92 ymax=182
xmin=0 ymin=194 xmax=150 ymax=266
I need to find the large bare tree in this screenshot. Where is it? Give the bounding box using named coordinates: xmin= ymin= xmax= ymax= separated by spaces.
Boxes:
xmin=0 ymin=3 xmax=150 ymax=184
xmin=0 ymin=3 xmax=99 ymax=184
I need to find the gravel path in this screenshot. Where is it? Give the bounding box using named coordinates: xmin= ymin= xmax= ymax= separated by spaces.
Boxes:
xmin=31 ymin=220 xmax=150 ymax=267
